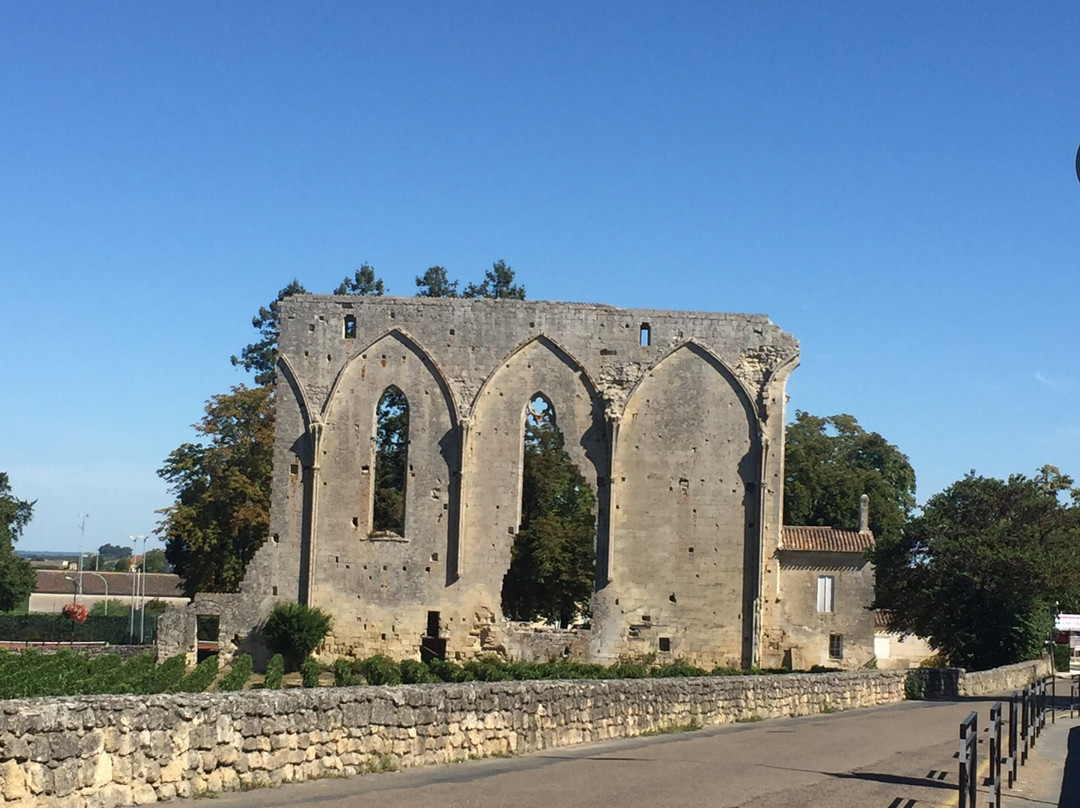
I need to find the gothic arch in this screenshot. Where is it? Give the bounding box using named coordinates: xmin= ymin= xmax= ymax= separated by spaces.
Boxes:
xmin=459 ymin=334 xmax=609 ymax=602
xmin=325 ymin=328 xmax=459 ymax=427
xmin=609 ymin=340 xmax=763 ymax=667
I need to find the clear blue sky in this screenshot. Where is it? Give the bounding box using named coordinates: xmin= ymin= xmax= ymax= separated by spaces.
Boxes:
xmin=3 ymin=3 xmax=1078 ymax=554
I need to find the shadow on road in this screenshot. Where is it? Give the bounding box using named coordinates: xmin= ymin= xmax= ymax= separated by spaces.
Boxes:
xmin=1059 ymin=727 xmax=1080 ymax=807
xmin=760 ymin=763 xmax=955 ymax=791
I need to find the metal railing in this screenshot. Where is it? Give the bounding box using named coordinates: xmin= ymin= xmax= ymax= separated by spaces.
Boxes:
xmin=955 ymin=673 xmax=1064 ymax=807
xmin=959 ymin=710 xmax=979 ymax=808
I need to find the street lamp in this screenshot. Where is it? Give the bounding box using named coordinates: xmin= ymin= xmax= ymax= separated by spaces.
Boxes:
xmin=130 ymin=535 xmax=149 ymax=644
xmin=129 ymin=535 xmax=146 ymax=643
xmin=85 ymin=572 xmax=109 ymax=615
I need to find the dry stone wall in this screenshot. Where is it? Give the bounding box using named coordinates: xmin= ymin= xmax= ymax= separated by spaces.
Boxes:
xmin=0 ymin=660 xmax=1054 ymax=807
xmin=2 ymin=671 xmax=910 ymax=807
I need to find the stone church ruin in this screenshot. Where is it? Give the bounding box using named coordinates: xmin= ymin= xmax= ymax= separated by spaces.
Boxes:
xmin=160 ymin=295 xmax=876 ymax=670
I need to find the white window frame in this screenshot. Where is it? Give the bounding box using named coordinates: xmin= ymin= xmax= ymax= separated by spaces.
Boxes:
xmin=817 ymin=575 xmax=835 ymax=613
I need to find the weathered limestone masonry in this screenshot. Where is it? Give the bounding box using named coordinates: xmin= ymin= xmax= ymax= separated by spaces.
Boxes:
xmin=161 ymin=297 xmax=801 ymax=669
xmin=0 ymin=671 xmax=910 ymax=806
xmin=911 ymin=658 xmax=1054 ymax=699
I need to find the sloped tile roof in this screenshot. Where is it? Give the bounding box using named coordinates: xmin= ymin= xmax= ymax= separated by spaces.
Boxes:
xmin=781 ymin=525 xmax=875 ymax=553
xmin=34 ymin=571 xmax=185 ymax=599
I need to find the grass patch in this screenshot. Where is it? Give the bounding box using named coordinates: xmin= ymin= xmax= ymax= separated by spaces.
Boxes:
xmin=641 ymin=718 xmax=702 ymax=736
xmin=735 ymin=714 xmax=763 ymax=723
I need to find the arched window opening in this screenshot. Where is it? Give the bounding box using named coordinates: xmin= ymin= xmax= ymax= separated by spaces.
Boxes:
xmin=372 ymin=386 xmax=408 ymax=535
xmin=501 ymin=394 xmax=596 ymax=628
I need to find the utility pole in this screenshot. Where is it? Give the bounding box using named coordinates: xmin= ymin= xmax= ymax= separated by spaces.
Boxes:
xmin=76 ymin=514 xmax=89 ymax=602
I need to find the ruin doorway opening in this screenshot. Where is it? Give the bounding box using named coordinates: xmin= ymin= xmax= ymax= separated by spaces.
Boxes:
xmin=372 ymin=386 xmax=408 ymax=535
xmin=501 ymin=394 xmax=596 ymax=628
xmin=421 ymin=610 xmax=446 ymax=662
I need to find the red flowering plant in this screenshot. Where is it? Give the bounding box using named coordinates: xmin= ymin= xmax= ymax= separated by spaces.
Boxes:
xmin=62 ymin=603 xmax=89 ymax=623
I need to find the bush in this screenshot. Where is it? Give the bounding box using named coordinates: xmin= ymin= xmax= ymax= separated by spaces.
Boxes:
xmin=355 ymin=654 xmax=402 ymax=685
xmin=146 ymin=654 xmax=187 ymax=694
xmin=400 ymin=658 xmax=435 ymax=684
xmin=904 ymin=670 xmax=926 ymax=700
xmin=261 ymin=603 xmax=333 ymax=672
xmin=88 ymin=599 xmax=127 ymax=617
xmin=1055 ymin=643 xmax=1071 ymax=673
xmin=462 ymin=655 xmax=514 ymax=681
xmin=178 ymin=654 xmax=219 ymax=692
xmin=919 ymin=653 xmax=949 ymax=669
xmin=333 ymin=657 xmax=354 ymax=687
xmin=426 ymin=658 xmax=472 ymax=683
xmin=264 ymin=654 xmax=284 ymax=689
xmin=651 ymin=659 xmax=708 ymax=678
xmin=709 ymin=666 xmax=744 ymax=676
xmin=218 ymin=653 xmax=254 ymax=691
xmin=300 ymin=656 xmax=320 ymax=688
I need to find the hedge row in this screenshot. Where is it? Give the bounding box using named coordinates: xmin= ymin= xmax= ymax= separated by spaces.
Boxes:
xmin=0 ymin=650 xmax=185 ymax=699
xmin=0 ymin=613 xmax=158 ymax=644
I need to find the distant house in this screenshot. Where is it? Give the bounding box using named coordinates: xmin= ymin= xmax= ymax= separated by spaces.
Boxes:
xmin=29 ymin=571 xmax=189 ymax=614
xmin=771 ymin=495 xmax=877 ymax=670
xmin=873 ymin=611 xmax=936 ymax=669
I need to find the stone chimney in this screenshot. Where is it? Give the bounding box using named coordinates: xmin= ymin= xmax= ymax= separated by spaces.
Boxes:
xmin=859 ymin=494 xmax=869 ymax=532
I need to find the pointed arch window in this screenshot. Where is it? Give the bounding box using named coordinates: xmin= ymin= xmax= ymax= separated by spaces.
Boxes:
xmin=502 ymin=393 xmax=596 ymax=627
xmin=372 ymin=386 xmax=408 ymax=535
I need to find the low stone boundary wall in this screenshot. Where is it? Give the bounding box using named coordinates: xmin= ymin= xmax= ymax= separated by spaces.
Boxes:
xmin=1 ymin=671 xmax=910 ymax=806
xmin=911 ymin=658 xmax=1054 ymax=699
xmin=0 ymin=662 xmax=1048 ymax=807
xmin=958 ymin=658 xmax=1052 ymax=696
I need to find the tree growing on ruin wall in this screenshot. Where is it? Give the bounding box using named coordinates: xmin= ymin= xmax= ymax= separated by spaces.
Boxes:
xmin=501 ymin=399 xmax=596 ymax=627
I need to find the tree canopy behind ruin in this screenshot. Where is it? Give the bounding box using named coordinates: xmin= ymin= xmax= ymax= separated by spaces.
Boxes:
xmin=783 ymin=411 xmax=915 ymax=545
xmin=872 ymin=467 xmax=1080 ymax=670
xmin=0 ymin=472 xmax=36 ymax=611
xmin=163 ymin=261 xmax=528 ymax=594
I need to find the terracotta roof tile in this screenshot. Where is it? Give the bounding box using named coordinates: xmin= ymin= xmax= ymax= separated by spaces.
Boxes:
xmin=781 ymin=525 xmax=875 ymax=553
xmin=34 ymin=571 xmax=185 ymax=599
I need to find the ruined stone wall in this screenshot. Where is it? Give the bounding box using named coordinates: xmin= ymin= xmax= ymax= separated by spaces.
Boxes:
xmin=0 ymin=671 xmax=909 ymax=806
xmin=223 ymin=297 xmax=798 ymax=667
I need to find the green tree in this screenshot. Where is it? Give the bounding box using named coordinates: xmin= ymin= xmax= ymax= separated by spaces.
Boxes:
xmin=143 ymin=548 xmax=168 ymax=573
xmin=783 ymin=412 xmax=915 ymax=544
xmin=261 ymin=602 xmax=332 ymax=671
xmin=462 ymin=260 xmax=526 ymax=299
xmin=156 ymin=385 xmax=274 ymax=597
xmin=873 ymin=467 xmax=1080 ymax=670
xmin=0 ymin=473 xmax=36 ymax=612
xmin=415 ymin=266 xmax=459 ymax=298
xmin=230 ymin=279 xmax=308 ymax=386
xmin=372 ymin=386 xmax=408 ymax=534
xmin=501 ymin=398 xmax=595 ymax=627
xmin=334 ymin=263 xmax=385 ymax=296
xmin=98 ymin=543 xmax=133 ymax=558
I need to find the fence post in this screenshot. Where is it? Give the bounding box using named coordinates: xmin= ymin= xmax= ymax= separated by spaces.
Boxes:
xmin=987 ymin=701 xmax=1002 ymax=808
xmin=1021 ymin=682 xmax=1030 ymax=764
xmin=959 ymin=710 xmax=979 ymax=808
xmin=1006 ymin=694 xmax=1018 ymax=787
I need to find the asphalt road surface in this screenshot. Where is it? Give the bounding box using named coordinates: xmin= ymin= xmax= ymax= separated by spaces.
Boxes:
xmin=205 ymin=697 xmax=1054 ymax=808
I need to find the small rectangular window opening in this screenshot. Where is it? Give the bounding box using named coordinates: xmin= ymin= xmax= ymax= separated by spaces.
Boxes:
xmin=817 ymin=575 xmax=835 ymax=613
xmin=344 ymin=315 xmax=357 ymax=339
xmin=427 ymin=611 xmax=440 ymax=637
xmin=829 ymin=633 xmax=844 ymax=660
xmin=640 ymin=323 xmax=651 ymax=347
xmin=658 ymin=637 xmax=671 ymax=653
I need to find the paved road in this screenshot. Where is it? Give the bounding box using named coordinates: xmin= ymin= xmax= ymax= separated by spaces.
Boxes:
xmin=207 ymin=697 xmax=1044 ymax=808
